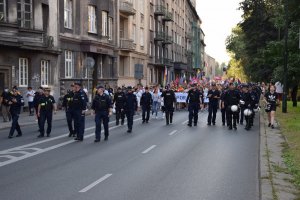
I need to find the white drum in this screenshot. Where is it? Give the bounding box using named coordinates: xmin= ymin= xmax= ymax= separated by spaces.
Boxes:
xmin=244 ymin=108 xmax=253 ymax=116
xmin=231 ymin=105 xmax=238 ymax=112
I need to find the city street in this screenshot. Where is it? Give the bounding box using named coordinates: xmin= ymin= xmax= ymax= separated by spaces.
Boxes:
xmin=0 ymin=111 xmax=260 ymax=200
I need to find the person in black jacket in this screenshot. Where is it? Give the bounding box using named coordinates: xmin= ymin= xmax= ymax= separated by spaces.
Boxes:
xmin=140 ymin=87 xmax=153 ymax=123
xmin=113 ymin=87 xmax=126 ymax=125
xmin=62 ymin=84 xmax=75 ymax=137
xmin=33 ymin=87 xmax=44 ymax=131
xmin=186 ymin=85 xmax=202 ymax=127
xmin=207 ymin=83 xmax=220 ymax=126
xmin=1 ymin=87 xmax=12 ymax=122
xmin=161 ymin=86 xmax=176 ymax=125
xmin=92 ymin=86 xmax=112 ymax=142
xmin=124 ymin=86 xmax=137 ymax=133
xmin=8 ymin=86 xmax=24 ymax=138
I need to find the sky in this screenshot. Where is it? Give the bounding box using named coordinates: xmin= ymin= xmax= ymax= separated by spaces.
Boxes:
xmin=196 ymin=0 xmax=243 ymax=64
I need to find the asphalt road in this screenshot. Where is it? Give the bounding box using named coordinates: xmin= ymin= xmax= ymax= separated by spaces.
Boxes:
xmin=0 ymin=110 xmax=260 ymax=200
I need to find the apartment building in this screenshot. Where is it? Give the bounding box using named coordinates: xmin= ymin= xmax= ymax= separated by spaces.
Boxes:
xmin=0 ymin=0 xmax=60 ymax=99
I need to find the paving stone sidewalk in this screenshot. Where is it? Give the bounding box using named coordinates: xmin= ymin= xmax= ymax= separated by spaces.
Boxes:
xmin=260 ymin=111 xmax=299 ymax=200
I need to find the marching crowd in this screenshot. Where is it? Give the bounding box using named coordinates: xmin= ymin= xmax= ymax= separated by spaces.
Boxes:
xmin=0 ymin=80 xmax=280 ymax=142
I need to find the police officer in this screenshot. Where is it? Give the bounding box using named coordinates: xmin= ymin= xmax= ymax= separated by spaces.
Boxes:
xmin=113 ymin=87 xmax=126 ymax=125
xmin=186 ymin=84 xmax=202 ymax=127
xmin=8 ymin=86 xmax=24 ymax=138
xmin=92 ymin=86 xmax=112 ymax=142
xmin=37 ymin=88 xmax=56 ymax=138
xmin=249 ymin=84 xmax=259 ymax=126
xmin=62 ymin=84 xmax=75 ymax=137
xmin=73 ymin=82 xmax=88 ymax=141
xmin=220 ymin=85 xmax=228 ymax=126
xmin=1 ymin=87 xmax=12 ymax=122
xmin=124 ymin=86 xmax=137 ymax=133
xmin=207 ymin=83 xmax=220 ymax=126
xmin=33 ymin=87 xmax=44 ymax=131
xmin=240 ymin=84 xmax=255 ymax=130
xmin=222 ymin=83 xmax=240 ymax=130
xmin=161 ymin=86 xmax=176 ymax=125
xmin=140 ymin=86 xmax=153 ymax=123
xmin=239 ymin=84 xmax=248 ymax=125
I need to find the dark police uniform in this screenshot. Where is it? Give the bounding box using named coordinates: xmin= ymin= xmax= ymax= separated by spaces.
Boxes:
xmin=239 ymin=89 xmax=247 ymax=125
xmin=33 ymin=91 xmax=44 ymax=130
xmin=92 ymin=93 xmax=112 ymax=141
xmin=186 ymin=88 xmax=202 ymax=126
xmin=220 ymin=88 xmax=228 ymax=126
xmin=224 ymin=88 xmax=240 ymax=130
xmin=62 ymin=90 xmax=75 ymax=137
xmin=240 ymin=87 xmax=255 ymax=130
xmin=140 ymin=90 xmax=153 ymax=123
xmin=124 ymin=88 xmax=137 ymax=133
xmin=161 ymin=88 xmax=176 ymax=125
xmin=8 ymin=91 xmax=24 ymax=138
xmin=38 ymin=94 xmax=55 ymax=137
xmin=207 ymin=88 xmax=220 ymax=125
xmin=113 ymin=90 xmax=126 ymax=125
xmin=73 ymin=89 xmax=88 ymax=141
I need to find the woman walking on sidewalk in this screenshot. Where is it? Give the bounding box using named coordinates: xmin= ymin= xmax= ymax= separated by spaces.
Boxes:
xmin=152 ymin=88 xmax=161 ymax=119
xmin=264 ymin=85 xmax=279 ymax=129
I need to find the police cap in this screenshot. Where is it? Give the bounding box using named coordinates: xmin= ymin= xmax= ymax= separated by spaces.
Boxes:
xmin=74 ymin=82 xmax=81 ymax=87
xmin=127 ymin=86 xmax=132 ymax=90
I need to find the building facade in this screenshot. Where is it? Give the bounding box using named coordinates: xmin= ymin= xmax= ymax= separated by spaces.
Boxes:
xmin=204 ymin=53 xmax=218 ymax=80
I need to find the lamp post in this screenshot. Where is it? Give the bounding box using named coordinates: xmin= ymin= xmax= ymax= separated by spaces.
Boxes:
xmin=282 ymin=0 xmax=288 ymax=113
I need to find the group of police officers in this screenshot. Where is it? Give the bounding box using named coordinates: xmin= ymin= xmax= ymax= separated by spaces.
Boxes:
xmin=5 ymin=81 xmax=265 ymax=142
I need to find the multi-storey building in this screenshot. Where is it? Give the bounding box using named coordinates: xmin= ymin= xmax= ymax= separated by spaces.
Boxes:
xmin=0 ymin=0 xmax=60 ymax=99
xmin=59 ymin=0 xmax=117 ymax=99
xmin=204 ymin=53 xmax=217 ymax=80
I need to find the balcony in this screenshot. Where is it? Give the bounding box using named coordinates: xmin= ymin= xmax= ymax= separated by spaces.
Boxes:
xmin=119 ymin=0 xmax=136 ymax=16
xmin=119 ymin=38 xmax=136 ymax=51
xmin=155 ymin=58 xmax=172 ymax=66
xmin=186 ymin=50 xmax=194 ymax=56
xmin=162 ymin=11 xmax=173 ymax=22
xmin=186 ymin=32 xmax=193 ymax=40
xmin=154 ymin=5 xmax=166 ymax=16
xmin=154 ymin=32 xmax=165 ymax=41
xmin=163 ymin=35 xmax=173 ymax=44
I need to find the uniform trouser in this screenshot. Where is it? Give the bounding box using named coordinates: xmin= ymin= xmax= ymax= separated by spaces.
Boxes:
xmin=1 ymin=104 xmax=11 ymax=122
xmin=226 ymin=107 xmax=239 ymax=128
xmin=39 ymin=111 xmax=53 ymax=135
xmin=165 ymin=107 xmax=174 ymax=124
xmin=115 ymin=107 xmax=125 ymax=124
xmin=35 ymin=107 xmax=41 ymax=130
xmin=221 ymin=108 xmax=226 ymax=125
xmin=207 ymin=104 xmax=218 ymax=124
xmin=28 ymin=102 xmax=34 ymax=115
xmin=66 ymin=110 xmax=75 ymax=134
xmin=142 ymin=106 xmax=150 ymax=121
xmin=74 ymin=110 xmax=85 ymax=139
xmin=126 ymin=110 xmax=134 ymax=130
xmin=188 ymin=103 xmax=199 ymax=125
xmin=240 ymin=107 xmax=245 ymax=123
xmin=245 ymin=109 xmax=254 ymax=128
xmin=95 ymin=112 xmax=109 ymax=140
xmin=9 ymin=113 xmax=21 ymax=136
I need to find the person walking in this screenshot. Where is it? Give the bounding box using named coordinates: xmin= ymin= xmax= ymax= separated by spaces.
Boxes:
xmin=92 ymin=86 xmax=112 ymax=142
xmin=220 ymin=85 xmax=228 ymax=126
xmin=223 ymin=83 xmax=240 ymax=130
xmin=264 ymin=85 xmax=279 ymax=129
xmin=113 ymin=87 xmax=126 ymax=126
xmin=37 ymin=88 xmax=56 ymax=138
xmin=33 ymin=87 xmax=44 ymax=131
xmin=186 ymin=84 xmax=202 ymax=127
xmin=8 ymin=86 xmax=24 ymax=138
xmin=151 ymin=88 xmax=161 ymax=119
xmin=26 ymin=86 xmax=35 ymax=116
xmin=161 ymin=86 xmax=176 ymax=125
xmin=1 ymin=87 xmax=12 ymax=122
xmin=140 ymin=86 xmax=153 ymax=123
xmin=207 ymin=83 xmax=220 ymax=126
xmin=62 ymin=84 xmax=76 ymax=137
xmin=124 ymin=86 xmax=137 ymax=133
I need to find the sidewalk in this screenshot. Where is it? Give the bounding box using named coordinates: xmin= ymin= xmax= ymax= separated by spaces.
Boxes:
xmin=0 ymin=110 xmax=92 ymax=130
xmin=260 ymin=111 xmax=299 ymax=200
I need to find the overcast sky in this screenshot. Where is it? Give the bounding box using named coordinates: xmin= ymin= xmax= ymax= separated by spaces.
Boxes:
xmin=196 ymin=0 xmax=243 ymax=64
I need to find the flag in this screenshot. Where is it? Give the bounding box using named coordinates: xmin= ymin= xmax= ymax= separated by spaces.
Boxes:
xmin=163 ymin=66 xmax=168 ymax=86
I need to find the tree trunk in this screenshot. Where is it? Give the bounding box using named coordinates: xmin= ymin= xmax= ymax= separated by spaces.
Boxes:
xmin=291 ymin=85 xmax=298 ymax=107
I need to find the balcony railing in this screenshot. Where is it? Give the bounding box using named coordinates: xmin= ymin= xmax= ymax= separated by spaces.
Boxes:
xmin=186 ymin=49 xmax=194 ymax=56
xmin=186 ymin=32 xmax=193 ymax=39
xmin=154 ymin=5 xmax=166 ymax=16
xmin=163 ymin=35 xmax=173 ymax=44
xmin=162 ymin=11 xmax=173 ymax=21
xmin=119 ymin=38 xmax=136 ymax=51
xmin=120 ymin=0 xmax=136 ymax=16
xmin=154 ymin=32 xmax=165 ymax=41
xmin=155 ymin=58 xmax=172 ymax=66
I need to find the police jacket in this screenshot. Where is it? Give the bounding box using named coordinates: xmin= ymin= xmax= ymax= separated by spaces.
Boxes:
xmin=240 ymin=92 xmax=254 ymax=108
xmin=207 ymin=89 xmax=220 ymax=105
xmin=33 ymin=92 xmax=44 ymax=109
xmin=72 ymin=90 xmax=87 ymax=111
xmin=224 ymin=89 xmax=240 ymax=106
xmin=250 ymin=91 xmax=259 ymax=105
xmin=1 ymin=91 xmax=11 ymax=106
xmin=124 ymin=93 xmax=138 ymax=112
xmin=140 ymin=92 xmax=153 ymax=108
xmin=92 ymin=93 xmax=112 ymax=113
xmin=9 ymin=93 xmax=24 ymax=114
xmin=161 ymin=90 xmax=176 ymax=108
xmin=62 ymin=91 xmax=74 ymax=111
xmin=39 ymin=95 xmax=55 ymax=112
xmin=220 ymin=90 xmax=227 ymax=106
xmin=113 ymin=92 xmax=126 ymax=108
xmin=186 ymin=89 xmax=201 ymax=104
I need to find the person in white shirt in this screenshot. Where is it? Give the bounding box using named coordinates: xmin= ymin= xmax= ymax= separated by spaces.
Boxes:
xmin=26 ymin=87 xmax=35 ymax=116
xmin=275 ymin=81 xmax=283 ymax=101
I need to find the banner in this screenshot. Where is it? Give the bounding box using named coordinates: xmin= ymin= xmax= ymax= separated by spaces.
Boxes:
xmin=175 ymin=92 xmax=188 ymax=103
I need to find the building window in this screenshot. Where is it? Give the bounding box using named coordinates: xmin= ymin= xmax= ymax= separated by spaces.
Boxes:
xmin=17 ymin=0 xmax=32 ymax=28
xmin=65 ymin=51 xmax=73 ymax=78
xmin=19 ymin=58 xmax=28 ymax=87
xmin=140 ymin=28 xmax=144 ymax=47
xmin=102 ymin=11 xmax=108 ymax=36
xmin=88 ymin=5 xmax=97 ymax=33
xmin=108 ymin=17 xmax=113 ymax=40
xmin=132 ymin=24 xmax=136 ymax=42
xmin=41 ymin=60 xmax=49 ymax=87
xmin=0 ymin=0 xmax=6 ymax=22
xmin=64 ymin=0 xmax=72 ymax=29
xmin=149 ymin=42 xmax=152 ymax=57
xmin=150 ymin=15 xmax=153 ymax=30
xmin=140 ymin=13 xmax=144 ymax=27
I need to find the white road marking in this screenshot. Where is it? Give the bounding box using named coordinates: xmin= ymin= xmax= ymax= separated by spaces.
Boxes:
xmin=79 ymin=174 xmax=112 ymax=193
xmin=142 ymin=145 xmax=157 ymax=154
xmin=182 ymin=120 xmax=189 ymax=125
xmin=168 ymin=130 xmax=178 ymax=136
xmin=0 ymin=118 xmax=142 ymax=168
